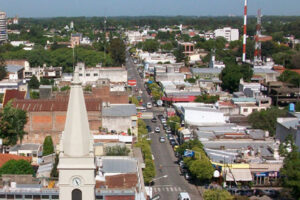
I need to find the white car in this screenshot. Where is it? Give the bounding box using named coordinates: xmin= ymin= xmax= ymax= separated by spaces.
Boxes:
xmin=155 ymin=127 xmax=160 ymax=133
xmin=146 ymin=102 xmax=152 ymax=109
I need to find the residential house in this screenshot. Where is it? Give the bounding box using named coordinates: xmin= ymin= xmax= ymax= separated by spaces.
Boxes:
xmin=102 ymin=104 xmax=137 ymax=136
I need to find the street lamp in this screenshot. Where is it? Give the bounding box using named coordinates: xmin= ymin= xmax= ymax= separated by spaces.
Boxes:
xmin=151 ymin=175 xmax=168 ymax=182
xmin=140 ymin=131 xmax=155 ymax=140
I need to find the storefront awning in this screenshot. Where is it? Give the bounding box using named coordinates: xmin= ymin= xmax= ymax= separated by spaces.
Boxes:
xmin=225 ymin=168 xmax=252 ymax=182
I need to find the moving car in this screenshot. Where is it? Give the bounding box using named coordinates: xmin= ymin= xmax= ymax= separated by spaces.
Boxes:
xmin=159 ymin=136 xmax=166 ymax=143
xmin=178 ymin=192 xmax=191 ymax=200
xmin=151 ymin=117 xmax=157 ymax=123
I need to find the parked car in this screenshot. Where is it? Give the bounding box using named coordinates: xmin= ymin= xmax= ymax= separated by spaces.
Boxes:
xmin=159 ymin=136 xmax=166 ymax=143
xmin=146 ymin=102 xmax=152 ymax=109
xmin=151 ymin=117 xmax=157 ymax=123
xmin=184 ymin=172 xmax=192 ymax=180
xmin=146 ymin=125 xmax=152 ymax=132
xmin=166 ymin=128 xmax=172 ymax=134
xmin=155 ymin=127 xmax=160 ymax=133
xmin=163 ymin=124 xmax=168 ymax=130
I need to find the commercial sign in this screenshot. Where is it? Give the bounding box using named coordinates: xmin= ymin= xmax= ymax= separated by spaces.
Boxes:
xmin=184 ymin=149 xmax=195 ymax=157
xmin=128 ymin=79 xmax=137 ymax=86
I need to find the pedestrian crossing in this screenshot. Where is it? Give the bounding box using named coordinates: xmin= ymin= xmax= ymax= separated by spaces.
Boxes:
xmin=152 ymin=185 xmax=186 ymax=193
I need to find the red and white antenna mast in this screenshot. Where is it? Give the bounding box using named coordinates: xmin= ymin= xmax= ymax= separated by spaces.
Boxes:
xmin=254 ymin=9 xmax=262 ymax=63
xmin=242 ymin=0 xmax=248 ymax=62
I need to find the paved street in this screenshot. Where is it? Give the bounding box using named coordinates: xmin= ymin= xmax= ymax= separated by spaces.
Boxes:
xmin=126 ymin=53 xmax=202 ymax=200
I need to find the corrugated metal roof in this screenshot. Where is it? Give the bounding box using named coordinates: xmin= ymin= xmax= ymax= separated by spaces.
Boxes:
xmin=102 ymin=104 xmax=136 ymax=117
xmin=191 ymin=68 xmax=222 ymax=74
xmin=102 ymin=158 xmax=137 ymax=173
xmin=5 ymin=65 xmax=24 ymax=73
xmin=12 ymin=98 xmax=102 ymax=112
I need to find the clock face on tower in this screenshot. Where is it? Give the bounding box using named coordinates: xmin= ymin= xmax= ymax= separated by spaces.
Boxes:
xmin=72 ymin=177 xmax=81 ymax=187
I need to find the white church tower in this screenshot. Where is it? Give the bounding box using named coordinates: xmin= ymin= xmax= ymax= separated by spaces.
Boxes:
xmin=58 ymin=66 xmax=96 ymax=200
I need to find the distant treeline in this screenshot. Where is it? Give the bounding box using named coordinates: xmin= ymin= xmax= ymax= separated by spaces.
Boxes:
xmin=9 ymin=16 xmax=300 ymax=38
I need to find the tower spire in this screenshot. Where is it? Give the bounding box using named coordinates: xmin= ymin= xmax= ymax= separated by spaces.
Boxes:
xmin=62 ymin=66 xmax=91 ymax=157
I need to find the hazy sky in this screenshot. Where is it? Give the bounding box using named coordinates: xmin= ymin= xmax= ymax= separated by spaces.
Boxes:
xmin=0 ymin=0 xmax=299 ymax=18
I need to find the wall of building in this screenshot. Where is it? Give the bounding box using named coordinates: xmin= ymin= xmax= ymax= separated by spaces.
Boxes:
xmin=22 ymin=111 xmax=101 ymax=145
xmin=102 ymin=116 xmax=132 ymax=133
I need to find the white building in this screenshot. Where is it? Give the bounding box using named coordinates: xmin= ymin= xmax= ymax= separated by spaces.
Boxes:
xmin=77 ymin=63 xmax=127 ymax=85
xmin=0 ymin=11 xmax=7 ymax=43
xmin=173 ymin=103 xmax=228 ymax=126
xmin=139 ymin=52 xmax=176 ymax=64
xmin=209 ymin=52 xmax=225 ymax=69
xmin=214 ymin=27 xmax=239 ymax=42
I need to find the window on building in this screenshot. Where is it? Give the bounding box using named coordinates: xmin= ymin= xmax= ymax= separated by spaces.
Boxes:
xmin=86 ymin=73 xmax=90 ymax=77
xmin=243 ymin=108 xmax=248 ymax=112
xmin=42 ymin=195 xmax=50 ymax=199
xmin=94 ymin=73 xmax=98 ymax=76
xmin=253 ymin=109 xmax=258 ymax=112
xmin=79 ymin=74 xmax=83 ymax=77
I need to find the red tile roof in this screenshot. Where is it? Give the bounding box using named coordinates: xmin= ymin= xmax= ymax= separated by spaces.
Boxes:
xmin=179 ymin=67 xmax=191 ymax=73
xmin=0 ymin=154 xmax=32 ymax=167
xmin=273 ymin=66 xmax=300 ymax=75
xmin=12 ymin=98 xmax=102 ymax=112
xmin=3 ymin=90 xmax=26 ymax=106
xmin=105 ymin=174 xmax=137 ymax=189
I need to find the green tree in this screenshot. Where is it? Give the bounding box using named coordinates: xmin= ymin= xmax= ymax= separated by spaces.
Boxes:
xmin=173 ymin=45 xmax=185 ymax=63
xmin=204 ymin=189 xmax=233 ymax=200
xmin=240 ymin=64 xmax=253 ymax=82
xmin=248 ymin=107 xmax=287 ymax=137
xmin=278 ymin=70 xmax=300 ymax=86
xmin=109 ymin=38 xmax=126 ymax=65
xmin=167 ymin=116 xmax=181 ymax=133
xmin=0 ymin=55 xmax=7 ymax=81
xmin=220 ymin=65 xmax=242 ymax=93
xmin=50 ymin=154 xmax=59 ymax=178
xmin=0 ymin=160 xmax=34 ymax=176
xmin=194 ymin=94 xmax=219 ymax=104
xmin=0 ymin=102 xmax=27 ymax=145
xmin=43 ymin=136 xmax=54 ymax=156
xmin=28 ymin=75 xmax=40 ymax=89
xmin=220 ymin=64 xmax=253 ymax=93
xmin=291 ymin=52 xmax=300 ymax=69
xmin=280 ymin=149 xmax=300 ymax=198
xmin=30 ymin=91 xmax=39 ymax=99
xmin=60 ymin=85 xmax=70 ymax=92
xmin=142 ymin=39 xmax=159 ymax=53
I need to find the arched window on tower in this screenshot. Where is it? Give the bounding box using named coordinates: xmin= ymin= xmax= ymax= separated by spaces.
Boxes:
xmin=72 ymin=189 xmax=82 ymax=200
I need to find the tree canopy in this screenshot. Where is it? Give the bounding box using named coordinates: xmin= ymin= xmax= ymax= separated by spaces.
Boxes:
xmin=203 ymin=189 xmax=233 ymax=200
xmin=0 ymin=102 xmax=28 ymax=145
xmin=28 ymin=75 xmax=40 ymax=89
xmin=43 ymin=136 xmax=54 ymax=156
xmin=194 ymin=94 xmax=219 ymax=104
xmin=0 ymin=160 xmax=34 ymax=176
xmin=280 ymin=145 xmax=300 ymax=198
xmin=0 ymin=55 xmax=7 ymax=81
xmin=109 ymin=38 xmax=126 ymax=66
xmin=220 ymin=64 xmax=253 ymax=93
xmin=248 ymin=107 xmax=287 ymax=137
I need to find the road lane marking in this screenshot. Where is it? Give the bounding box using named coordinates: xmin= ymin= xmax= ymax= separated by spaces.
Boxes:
xmin=157 ymin=188 xmax=161 ymax=192
xmin=166 ymin=187 xmax=169 ymax=192
xmin=170 ymin=187 xmax=174 ymax=192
